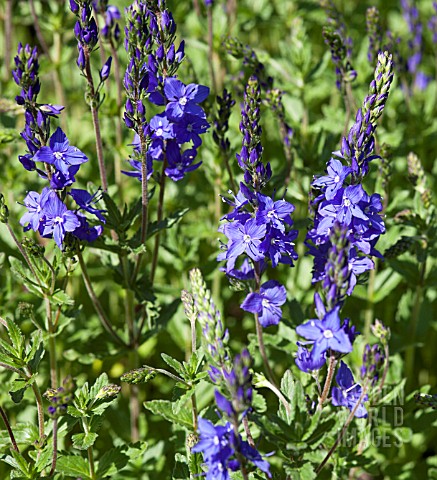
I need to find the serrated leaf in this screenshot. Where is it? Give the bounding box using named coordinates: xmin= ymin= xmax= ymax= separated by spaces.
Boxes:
xmin=67 ymin=406 xmax=86 ymax=418
xmin=143 ymin=400 xmax=193 ymax=430
xmin=9 ymin=376 xmax=35 ymax=404
xmin=5 ymin=317 xmax=25 ymax=355
xmin=280 ymin=370 xmax=306 ymax=424
xmin=161 ymin=353 xmax=185 ymax=376
xmin=26 ymin=332 xmax=45 ymax=372
xmin=72 ymin=432 xmax=98 ymax=450
xmin=96 ymin=446 xmax=130 ymax=477
xmin=9 ymin=450 xmax=31 ymax=475
xmin=89 ymin=372 xmax=109 ymax=399
xmin=56 ymin=455 xmax=91 ymax=478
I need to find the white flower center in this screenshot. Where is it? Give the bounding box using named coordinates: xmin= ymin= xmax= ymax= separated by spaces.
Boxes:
xmin=179 ymin=97 xmax=187 ymax=106
xmin=334 ymin=175 xmax=340 ymax=183
xmin=156 ymin=128 xmax=163 ymax=136
xmin=213 ymin=435 xmax=219 ymax=446
xmin=54 ymin=152 xmax=64 ymax=161
xmin=54 ymin=216 xmax=63 ymax=224
xmin=243 ymin=234 xmax=251 ymax=243
xmin=343 ymin=198 xmax=351 ymax=207
xmin=262 ymin=299 xmax=269 ymax=307
xmin=323 ymin=329 xmax=334 ymax=339
xmin=267 ymin=210 xmax=276 ymax=218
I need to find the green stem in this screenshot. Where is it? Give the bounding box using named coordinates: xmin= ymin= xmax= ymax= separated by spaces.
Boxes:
xmin=364 ymin=264 xmax=377 ymax=340
xmin=150 ymin=156 xmax=168 ymax=284
xmin=45 ymin=296 xmax=57 ymax=388
xmin=77 ymin=248 xmax=126 ymax=347
xmin=6 ymin=223 xmax=42 ymax=288
xmin=0 ymin=405 xmax=19 ymax=452
xmin=82 ymin=418 xmax=96 ymax=480
xmin=131 ymin=126 xmax=150 ymax=283
xmin=405 ymin=260 xmax=427 ymax=389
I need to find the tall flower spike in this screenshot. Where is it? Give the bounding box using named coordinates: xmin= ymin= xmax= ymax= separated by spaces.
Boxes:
xmin=366 ymin=7 xmax=382 ymax=64
xmin=320 ymin=0 xmax=356 ymax=90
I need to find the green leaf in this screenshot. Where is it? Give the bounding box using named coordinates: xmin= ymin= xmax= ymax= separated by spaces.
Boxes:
xmin=89 ymin=372 xmax=109 ymax=399
xmin=26 ymin=331 xmax=45 ymax=372
xmin=280 ymin=370 xmax=306 ymax=424
xmin=9 ymin=376 xmax=35 ymax=404
xmin=56 ymin=455 xmax=91 ymax=478
xmin=67 ymin=405 xmax=86 ymax=418
xmin=143 ymin=400 xmax=193 ymax=430
xmin=147 ymin=208 xmax=190 ymax=239
xmin=96 ymin=446 xmax=130 ymax=477
xmin=161 ymin=353 xmax=185 ymax=376
xmin=51 ymin=289 xmax=74 ymax=307
xmin=9 ymin=450 xmax=31 ymax=476
xmin=72 ymin=432 xmax=98 ymax=450
xmin=5 ymin=317 xmax=25 ymax=356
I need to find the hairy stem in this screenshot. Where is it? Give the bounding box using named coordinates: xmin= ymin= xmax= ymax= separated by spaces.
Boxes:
xmin=364 ymin=263 xmax=377 ymax=340
xmin=242 ymin=415 xmax=255 ymax=448
xmin=77 ymin=248 xmax=126 ymax=347
xmin=0 ymin=405 xmax=19 ymax=452
xmin=30 ymin=380 xmax=45 ymax=441
xmin=83 ymin=46 xmax=109 ymax=191
xmin=318 ymin=353 xmax=337 ymax=410
xmin=49 ymin=418 xmax=58 ymax=476
xmin=259 ymin=376 xmax=292 ymax=419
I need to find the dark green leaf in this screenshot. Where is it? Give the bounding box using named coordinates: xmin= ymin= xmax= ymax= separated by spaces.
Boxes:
xmin=72 ymin=432 xmax=98 ymax=450
xmin=55 ymin=455 xmax=91 ymax=478
xmin=143 ymin=400 xmax=193 ymax=430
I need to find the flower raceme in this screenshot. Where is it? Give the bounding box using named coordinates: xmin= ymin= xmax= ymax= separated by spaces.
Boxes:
xmin=332 ymin=361 xmax=368 ymax=418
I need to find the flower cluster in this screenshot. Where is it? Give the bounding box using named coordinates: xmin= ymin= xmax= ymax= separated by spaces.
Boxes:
xmin=306 ymin=52 xmax=394 ymax=297
xmin=44 ymin=376 xmax=75 ymax=418
xmin=218 ymin=77 xmax=297 ymax=328
xmin=71 ymin=0 xmax=113 ymax=84
xmin=192 ymin=417 xmax=271 ymax=479
xmin=93 ymin=1 xmax=121 ymax=43
xmin=396 ymin=0 xmax=429 ymax=91
xmin=123 ymin=0 xmax=209 ymax=183
xmin=320 ymin=0 xmax=356 ymax=90
xmin=13 ymin=45 xmax=105 ymax=249
xmin=224 ymin=38 xmax=293 ymax=163
xmin=366 ymin=7 xmax=382 ymax=64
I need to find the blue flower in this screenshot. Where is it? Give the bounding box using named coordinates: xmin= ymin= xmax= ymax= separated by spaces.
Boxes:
xmin=164 ymin=77 xmax=209 ymax=119
xmin=20 ymin=187 xmax=51 ymax=232
xmin=296 ymin=305 xmax=353 ymax=358
xmin=41 ymin=191 xmax=80 ymax=248
xmin=312 ymin=158 xmax=351 ymax=200
xmin=241 ymin=280 xmax=286 ymax=327
xmin=33 ymin=127 xmax=88 ymax=176
xmin=69 ymin=189 xmax=106 ymax=223
xmin=332 ymin=361 xmax=368 ymax=418
xmin=222 ymin=218 xmax=266 ymax=263
xmin=295 ymin=344 xmax=326 ymax=373
xmin=256 ymin=193 xmax=294 ymax=232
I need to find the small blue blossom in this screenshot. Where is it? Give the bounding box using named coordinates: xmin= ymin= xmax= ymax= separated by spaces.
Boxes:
xmin=241 ymin=280 xmax=286 ymax=327
xmin=33 ymin=128 xmax=88 ymax=176
xmin=295 ymin=344 xmax=326 ymax=373
xmin=164 ymin=77 xmax=209 ymax=119
xmin=312 ymin=158 xmax=351 ymax=200
xmin=296 ymin=305 xmax=353 ymax=358
xmin=332 ymin=361 xmax=368 ymax=418
xmin=41 ymin=191 xmax=81 ymax=249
